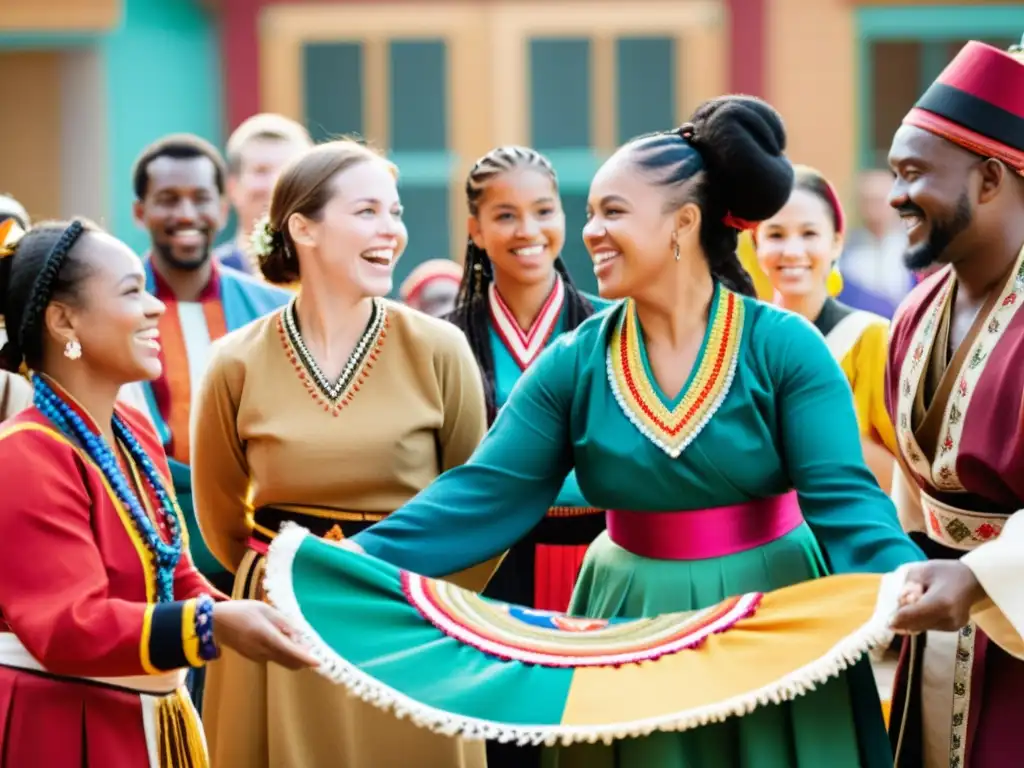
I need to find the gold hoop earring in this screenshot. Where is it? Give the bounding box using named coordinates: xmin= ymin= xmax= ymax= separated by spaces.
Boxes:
xmin=64 ymin=339 xmax=82 ymax=360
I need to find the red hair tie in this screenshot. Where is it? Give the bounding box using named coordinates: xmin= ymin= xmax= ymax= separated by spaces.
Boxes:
xmin=722 ymin=213 xmax=759 ymax=232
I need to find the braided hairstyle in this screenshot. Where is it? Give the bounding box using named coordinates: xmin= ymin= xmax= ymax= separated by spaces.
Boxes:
xmin=626 ymin=95 xmax=794 ymax=297
xmin=449 ymin=146 xmax=595 ymax=422
xmin=0 ymin=219 xmax=95 ymax=373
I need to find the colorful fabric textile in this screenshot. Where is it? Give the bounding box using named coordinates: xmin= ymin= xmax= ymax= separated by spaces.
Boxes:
xmin=265 ymin=524 xmax=905 ymax=746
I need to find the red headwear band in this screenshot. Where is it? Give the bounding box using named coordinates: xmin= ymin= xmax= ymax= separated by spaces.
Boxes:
xmin=722 ymin=213 xmax=760 ymax=232
xmin=400 ymin=258 xmax=464 ymax=305
xmin=903 ymin=40 xmax=1024 ymax=175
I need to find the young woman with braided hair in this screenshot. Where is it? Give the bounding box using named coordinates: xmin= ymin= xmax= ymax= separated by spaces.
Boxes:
xmin=0 ymin=220 xmax=315 ymax=767
xmin=451 ymin=145 xmax=613 ymax=768
xmin=274 ymin=96 xmax=924 ymax=765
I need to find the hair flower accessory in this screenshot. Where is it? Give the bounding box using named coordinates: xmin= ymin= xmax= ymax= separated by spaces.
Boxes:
xmin=249 ymin=214 xmax=278 ymax=260
xmin=0 ymin=219 xmax=25 ymax=259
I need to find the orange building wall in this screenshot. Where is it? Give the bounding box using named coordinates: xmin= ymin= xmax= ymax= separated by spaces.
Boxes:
xmin=0 ymin=0 xmax=120 ymax=32
xmin=0 ymin=52 xmax=63 ymax=223
xmin=766 ymin=0 xmax=857 ymax=212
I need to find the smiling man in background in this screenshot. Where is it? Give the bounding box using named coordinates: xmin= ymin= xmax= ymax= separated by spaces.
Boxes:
xmin=214 ymin=113 xmax=312 ymax=275
xmin=129 ymin=133 xmax=291 ymax=709
xmin=130 ymin=134 xmax=291 ymax=588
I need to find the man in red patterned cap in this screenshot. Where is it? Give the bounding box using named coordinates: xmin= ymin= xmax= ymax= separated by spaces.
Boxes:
xmin=884 ymin=38 xmax=1024 ymax=767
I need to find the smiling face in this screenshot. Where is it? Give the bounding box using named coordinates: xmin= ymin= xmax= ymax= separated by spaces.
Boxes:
xmin=888 ymin=125 xmax=979 ymax=271
xmin=47 ymin=232 xmax=166 ymax=384
xmin=583 ymin=149 xmax=683 ymax=300
xmin=755 ymin=188 xmax=841 ymax=300
xmin=133 ymin=154 xmax=227 ymax=272
xmin=290 ymin=158 xmax=407 ymax=297
xmin=468 ymin=167 xmax=564 ymax=289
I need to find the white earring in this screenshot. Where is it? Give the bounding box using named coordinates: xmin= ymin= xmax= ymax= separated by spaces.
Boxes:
xmin=64 ymin=339 xmax=82 ymax=360
xmin=674 ymin=241 xmax=681 ymax=262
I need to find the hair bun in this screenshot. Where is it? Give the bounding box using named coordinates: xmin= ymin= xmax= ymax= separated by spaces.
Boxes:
xmin=689 ymin=95 xmax=794 ymax=223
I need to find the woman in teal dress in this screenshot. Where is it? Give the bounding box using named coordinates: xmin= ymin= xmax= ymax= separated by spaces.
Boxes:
xmin=449 ymin=145 xmax=614 ymax=768
xmin=336 ymin=96 xmax=926 ymax=766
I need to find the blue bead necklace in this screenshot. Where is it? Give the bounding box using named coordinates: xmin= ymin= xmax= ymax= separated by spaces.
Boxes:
xmin=34 ymin=377 xmax=182 ymax=602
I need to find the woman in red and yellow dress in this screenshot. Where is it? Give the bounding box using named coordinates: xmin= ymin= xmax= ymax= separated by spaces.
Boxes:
xmin=0 ymin=220 xmax=315 ymax=767
xmin=754 ymin=165 xmax=897 ymax=493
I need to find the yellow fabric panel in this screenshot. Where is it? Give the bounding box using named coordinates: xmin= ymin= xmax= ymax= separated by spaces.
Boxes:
xmin=836 ymin=321 xmax=898 ymax=456
xmin=737 ymin=233 xmax=773 ymax=301
xmin=560 ymin=574 xmax=883 ymax=726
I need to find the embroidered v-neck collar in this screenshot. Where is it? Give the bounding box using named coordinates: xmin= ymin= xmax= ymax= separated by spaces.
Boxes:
xmin=606 ymin=286 xmax=744 ymax=458
xmin=278 ymin=298 xmax=388 ymax=416
xmin=488 ymin=278 xmax=565 ymax=370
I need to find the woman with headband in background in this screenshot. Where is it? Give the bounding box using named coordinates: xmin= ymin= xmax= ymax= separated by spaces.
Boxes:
xmin=0 ymin=220 xmax=315 ymax=767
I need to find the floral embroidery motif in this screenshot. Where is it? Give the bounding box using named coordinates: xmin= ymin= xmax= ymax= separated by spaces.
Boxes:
xmin=920 ymin=491 xmax=1007 ymax=552
xmin=278 ymin=298 xmax=388 ymax=417
xmin=606 ymin=288 xmax=743 ymax=458
xmin=895 ymin=248 xmax=1024 ymax=491
xmin=950 ymin=623 xmax=975 ymax=767
xmin=488 ymin=278 xmax=565 ymax=370
xmin=895 ymin=270 xmax=954 ymax=481
xmin=932 ymin=257 xmax=1024 ymax=490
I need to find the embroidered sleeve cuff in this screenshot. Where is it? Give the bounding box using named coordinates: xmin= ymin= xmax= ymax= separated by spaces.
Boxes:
xmin=143 ymin=600 xmax=202 ymax=671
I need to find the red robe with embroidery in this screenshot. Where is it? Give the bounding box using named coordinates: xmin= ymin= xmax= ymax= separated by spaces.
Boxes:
xmin=884 ymin=259 xmax=1024 ymax=768
xmin=0 ymin=396 xmax=221 ymax=767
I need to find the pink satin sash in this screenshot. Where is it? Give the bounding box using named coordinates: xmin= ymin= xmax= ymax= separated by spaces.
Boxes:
xmin=606 ymin=491 xmax=803 ymax=560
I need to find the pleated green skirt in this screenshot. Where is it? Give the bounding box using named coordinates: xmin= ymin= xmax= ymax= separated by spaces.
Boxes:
xmin=543 ymin=524 xmax=892 ymax=768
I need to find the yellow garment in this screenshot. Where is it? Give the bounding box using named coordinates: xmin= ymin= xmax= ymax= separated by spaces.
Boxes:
xmin=192 ymin=299 xmax=488 ymax=768
xmin=829 ymin=316 xmax=898 ymax=456
xmin=737 ymin=232 xmax=773 ymax=301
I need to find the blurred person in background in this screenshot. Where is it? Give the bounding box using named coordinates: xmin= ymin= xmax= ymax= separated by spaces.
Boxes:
xmin=214 ymin=113 xmax=313 ymax=275
xmin=193 ymin=139 xmax=488 ymax=768
xmin=399 ymin=257 xmax=463 ymax=317
xmin=755 ymin=165 xmax=897 ymax=493
xmin=838 ymin=169 xmax=914 ymax=317
xmin=0 ymin=216 xmax=30 ymax=420
xmin=129 ymin=133 xmax=291 ymax=709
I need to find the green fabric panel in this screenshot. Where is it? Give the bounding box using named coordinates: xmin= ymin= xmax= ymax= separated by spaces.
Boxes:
xmin=615 ymin=37 xmax=676 ymax=144
xmin=304 ymin=42 xmax=363 ymax=141
xmin=168 ymin=459 xmax=224 ymax=577
xmin=389 ymin=40 xmax=447 ymax=151
xmin=391 ymin=183 xmax=450 ymax=296
xmin=290 ymin=536 xmax=574 ymax=725
xmin=558 ymin=191 xmax=598 ymax=295
xmin=530 ymin=38 xmax=591 ymax=149
xmin=490 ymin=296 xmax=611 ymax=509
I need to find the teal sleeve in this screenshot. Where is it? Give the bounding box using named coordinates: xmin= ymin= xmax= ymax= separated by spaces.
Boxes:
xmin=772 ymin=313 xmax=925 ymax=573
xmin=352 ymin=337 xmax=576 ymax=575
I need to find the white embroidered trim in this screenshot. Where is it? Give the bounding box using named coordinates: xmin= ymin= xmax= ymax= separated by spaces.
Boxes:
xmin=264 ymin=523 xmax=906 ymax=747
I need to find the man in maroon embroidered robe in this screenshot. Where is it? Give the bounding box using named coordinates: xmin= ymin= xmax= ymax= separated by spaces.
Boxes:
xmin=882 ymin=38 xmax=1024 ymax=768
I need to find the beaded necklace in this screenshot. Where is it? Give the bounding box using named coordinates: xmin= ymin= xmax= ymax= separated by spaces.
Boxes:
xmin=33 ymin=376 xmax=182 ymax=602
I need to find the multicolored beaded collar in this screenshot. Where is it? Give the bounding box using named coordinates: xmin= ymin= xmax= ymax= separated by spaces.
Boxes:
xmin=606 ymin=285 xmax=744 ymax=458
xmin=278 ymin=297 xmax=388 ymax=416
xmin=34 ymin=375 xmax=182 ymax=602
